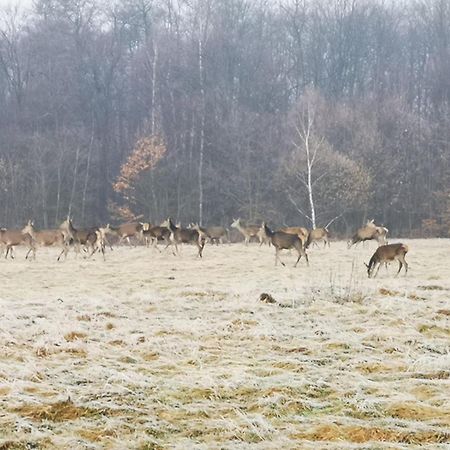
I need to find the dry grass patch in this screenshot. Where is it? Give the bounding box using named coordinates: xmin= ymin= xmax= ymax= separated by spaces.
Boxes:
xmin=418 ymin=324 xmax=450 ymax=336
xmin=386 ymin=402 xmax=450 ymax=421
xmin=78 ymin=427 xmax=119 ymax=442
xmin=64 ymin=331 xmax=88 ymax=342
xmin=12 ymin=399 xmax=103 ymax=422
xmin=142 ymin=351 xmax=159 ymax=361
xmin=291 ymin=423 xmax=450 ymax=444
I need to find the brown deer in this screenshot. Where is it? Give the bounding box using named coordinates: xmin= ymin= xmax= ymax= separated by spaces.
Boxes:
xmin=348 ymin=219 xmax=388 ymax=248
xmin=191 ymin=224 xmax=229 ymax=245
xmin=365 ymin=243 xmax=409 ymax=278
xmin=305 ymin=227 xmax=330 ymax=248
xmin=161 ymin=218 xmax=205 ymax=257
xmin=22 ymin=220 xmax=70 ymax=261
xmin=263 ymin=222 xmax=309 ymax=267
xmin=59 ymin=218 xmax=103 ymax=259
xmin=0 ymin=227 xmax=36 ymax=260
xmin=142 ymin=225 xmax=171 ymax=251
xmin=100 ymin=222 xmax=144 ymax=246
xmin=279 ymin=226 xmax=309 ymax=248
xmin=231 ymin=218 xmax=261 ymax=245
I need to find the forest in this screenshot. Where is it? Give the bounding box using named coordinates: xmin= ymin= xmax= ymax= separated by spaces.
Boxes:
xmin=0 ymin=0 xmax=449 ymax=236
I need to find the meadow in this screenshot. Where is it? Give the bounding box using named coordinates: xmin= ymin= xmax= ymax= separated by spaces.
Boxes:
xmin=0 ymin=239 xmax=449 ymax=449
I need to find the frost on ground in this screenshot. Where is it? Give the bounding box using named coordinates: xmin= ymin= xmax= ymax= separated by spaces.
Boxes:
xmin=0 ymin=239 xmax=449 ymax=449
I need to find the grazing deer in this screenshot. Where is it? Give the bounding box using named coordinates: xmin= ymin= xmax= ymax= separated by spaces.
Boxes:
xmin=348 ymin=219 xmax=388 ymax=248
xmin=231 ymin=218 xmax=261 ymax=245
xmin=263 ymin=222 xmax=309 ymax=267
xmin=0 ymin=227 xmax=36 ymax=260
xmin=22 ymin=220 xmax=70 ymax=261
xmin=305 ymin=227 xmax=330 ymax=248
xmin=279 ymin=226 xmax=309 ymax=248
xmin=161 ymin=218 xmax=205 ymax=257
xmin=365 ymin=243 xmax=409 ymax=278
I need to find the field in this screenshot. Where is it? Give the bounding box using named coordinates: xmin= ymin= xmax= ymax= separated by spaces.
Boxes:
xmin=0 ymin=239 xmax=449 ymax=449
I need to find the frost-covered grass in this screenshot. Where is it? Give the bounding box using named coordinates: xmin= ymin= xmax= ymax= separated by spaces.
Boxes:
xmin=0 ymin=239 xmax=449 ymax=449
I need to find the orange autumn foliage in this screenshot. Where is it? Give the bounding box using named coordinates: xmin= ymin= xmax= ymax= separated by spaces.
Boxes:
xmin=113 ymin=135 xmax=166 ymax=195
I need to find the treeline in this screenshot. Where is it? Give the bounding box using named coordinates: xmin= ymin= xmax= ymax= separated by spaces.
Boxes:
xmin=0 ymin=0 xmax=449 ymax=236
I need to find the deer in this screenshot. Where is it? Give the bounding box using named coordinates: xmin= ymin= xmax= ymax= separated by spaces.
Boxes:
xmin=161 ymin=218 xmax=205 ymax=257
xmin=142 ymin=225 xmax=171 ymax=251
xmin=365 ymin=243 xmax=409 ymax=278
xmin=305 ymin=227 xmax=330 ymax=248
xmin=279 ymin=226 xmax=309 ymax=248
xmin=263 ymin=222 xmax=309 ymax=267
xmin=22 ymin=220 xmax=70 ymax=261
xmin=0 ymin=227 xmax=36 ymax=260
xmin=59 ymin=218 xmax=103 ymax=259
xmin=190 ymin=223 xmax=228 ymax=245
xmin=230 ymin=218 xmax=261 ymax=245
xmin=100 ymin=222 xmax=144 ymax=247
xmin=191 ymin=224 xmax=229 ymax=245
xmin=257 ymin=222 xmax=272 ymax=246
xmin=348 ymin=219 xmax=388 ymax=248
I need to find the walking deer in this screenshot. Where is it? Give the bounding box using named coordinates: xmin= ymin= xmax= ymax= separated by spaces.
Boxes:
xmin=191 ymin=224 xmax=228 ymax=245
xmin=263 ymin=222 xmax=309 ymax=267
xmin=142 ymin=225 xmax=171 ymax=251
xmin=59 ymin=218 xmax=103 ymax=259
xmin=365 ymin=243 xmax=409 ymax=278
xmin=102 ymin=222 xmax=144 ymax=246
xmin=0 ymin=227 xmax=36 ymax=260
xmin=305 ymin=227 xmax=330 ymax=248
xmin=231 ymin=218 xmax=261 ymax=245
xmin=348 ymin=219 xmax=388 ymax=248
xmin=22 ymin=220 xmax=70 ymax=261
xmin=161 ymin=218 xmax=205 ymax=257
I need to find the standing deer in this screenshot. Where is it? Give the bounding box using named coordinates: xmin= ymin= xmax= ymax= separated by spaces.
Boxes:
xmin=348 ymin=219 xmax=388 ymax=248
xmin=279 ymin=226 xmax=309 ymax=248
xmin=0 ymin=227 xmax=36 ymax=260
xmin=161 ymin=218 xmax=205 ymax=257
xmin=305 ymin=227 xmax=330 ymax=248
xmin=365 ymin=243 xmax=409 ymax=278
xmin=22 ymin=220 xmax=70 ymax=261
xmin=263 ymin=222 xmax=309 ymax=267
xmin=257 ymin=222 xmax=272 ymax=246
xmin=230 ymin=218 xmax=261 ymax=245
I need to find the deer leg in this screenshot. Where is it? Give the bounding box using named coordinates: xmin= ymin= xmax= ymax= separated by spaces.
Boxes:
xmin=197 ymin=241 xmax=205 ymax=258
xmin=57 ymin=245 xmax=68 ymax=261
xmin=395 ymin=260 xmax=403 ymax=277
xmin=373 ymin=262 xmax=382 ymax=278
xmin=25 ymin=247 xmax=33 ymax=259
xmin=294 ymin=250 xmax=301 ymax=267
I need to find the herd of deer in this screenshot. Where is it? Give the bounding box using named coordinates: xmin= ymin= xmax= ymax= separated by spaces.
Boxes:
xmin=0 ymin=217 xmax=408 ymax=278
